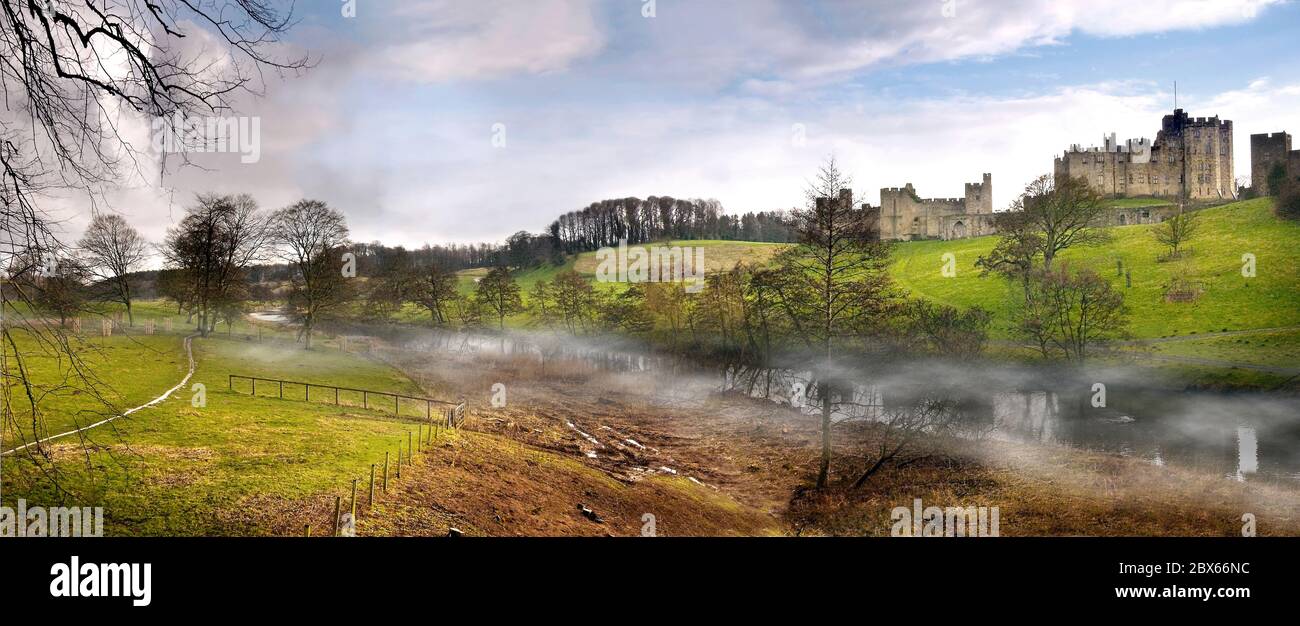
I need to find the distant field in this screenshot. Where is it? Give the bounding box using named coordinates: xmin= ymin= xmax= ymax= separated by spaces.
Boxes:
xmin=451 ymin=240 xmax=786 ymax=311
xmin=569 ymin=239 xmax=786 ymax=275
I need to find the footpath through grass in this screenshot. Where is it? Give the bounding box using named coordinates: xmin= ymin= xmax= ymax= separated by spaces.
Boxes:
xmin=1 ymin=334 xmax=434 ymax=535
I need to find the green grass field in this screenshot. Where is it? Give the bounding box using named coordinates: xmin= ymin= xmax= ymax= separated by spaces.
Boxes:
xmin=889 ymin=198 xmax=1300 ymax=339
xmin=1 ymin=334 xmax=433 ymax=535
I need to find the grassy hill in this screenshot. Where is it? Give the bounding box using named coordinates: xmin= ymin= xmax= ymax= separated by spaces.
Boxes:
xmin=456 ymin=239 xmax=785 ymax=300
xmin=890 ymin=197 xmax=1299 ymax=339
xmin=3 ymin=326 xmax=770 ymax=535
xmin=470 ymin=198 xmax=1296 ymax=342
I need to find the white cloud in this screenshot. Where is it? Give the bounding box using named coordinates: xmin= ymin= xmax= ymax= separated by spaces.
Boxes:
xmin=378 ymin=0 xmax=606 ymax=82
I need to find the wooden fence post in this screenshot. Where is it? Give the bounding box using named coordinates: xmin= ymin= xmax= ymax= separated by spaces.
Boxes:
xmin=350 ymin=479 xmax=358 ymax=520
xmin=369 ymin=464 xmax=376 ymax=506
xmin=383 ymin=452 xmax=389 ymax=492
xmin=332 ymin=496 xmax=341 ymax=537
xmin=407 ymin=432 xmax=413 ymax=463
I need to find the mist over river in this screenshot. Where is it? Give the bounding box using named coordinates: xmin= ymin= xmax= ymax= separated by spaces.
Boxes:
xmin=305 ymin=320 xmax=1300 ymax=485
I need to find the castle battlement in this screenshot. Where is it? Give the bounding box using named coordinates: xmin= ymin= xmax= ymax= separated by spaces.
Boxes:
xmin=1058 ymin=108 xmax=1234 ymax=201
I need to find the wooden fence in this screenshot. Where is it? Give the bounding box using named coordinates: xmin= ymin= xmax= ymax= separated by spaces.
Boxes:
xmin=228 ymin=374 xmax=465 ymax=426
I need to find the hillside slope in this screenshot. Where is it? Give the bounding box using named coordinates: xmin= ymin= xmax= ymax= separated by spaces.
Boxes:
xmin=890 ymin=198 xmax=1299 ymax=338
xmin=496 ymin=199 xmax=1297 ymax=341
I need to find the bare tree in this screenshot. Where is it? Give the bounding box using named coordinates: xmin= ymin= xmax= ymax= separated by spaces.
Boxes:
xmin=78 ymin=214 xmax=149 ymax=325
xmin=852 ymin=397 xmax=963 ymax=489
xmin=767 ymin=156 xmax=897 ymax=488
xmin=475 ymin=266 xmax=523 ymax=330
xmin=906 ymin=300 xmax=992 ymax=361
xmin=527 ymin=278 xmax=556 ymax=328
xmin=995 ymin=174 xmax=1109 ymax=271
xmin=0 ymin=1 xmax=307 ymax=469
xmin=412 ymin=262 xmax=458 ymax=326
xmin=550 ymin=270 xmax=596 ymax=333
xmin=1151 ymin=209 xmax=1199 ymax=260
xmin=365 ymin=247 xmax=421 ymax=320
xmin=270 ymin=200 xmax=350 ymax=348
xmin=161 ymin=194 xmax=269 ymax=336
xmin=1015 ymin=264 xmax=1129 ymax=362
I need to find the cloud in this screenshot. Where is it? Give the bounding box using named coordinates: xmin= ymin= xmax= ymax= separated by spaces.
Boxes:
xmin=377 ymin=0 xmax=606 ymax=82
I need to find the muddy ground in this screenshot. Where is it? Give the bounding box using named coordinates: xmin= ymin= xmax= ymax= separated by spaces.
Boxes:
xmin=360 ymin=345 xmax=1300 ymax=537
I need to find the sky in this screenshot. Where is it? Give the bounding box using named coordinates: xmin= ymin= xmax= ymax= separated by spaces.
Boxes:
xmin=54 ymin=0 xmax=1300 ymax=250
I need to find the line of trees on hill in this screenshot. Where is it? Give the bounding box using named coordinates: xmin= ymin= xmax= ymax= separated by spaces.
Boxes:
xmin=548 ymin=197 xmax=796 ymax=254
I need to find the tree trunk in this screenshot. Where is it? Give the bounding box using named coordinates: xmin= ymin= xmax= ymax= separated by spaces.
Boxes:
xmin=126 ymin=301 xmax=134 ymax=327
xmin=816 ymin=379 xmax=831 ymax=489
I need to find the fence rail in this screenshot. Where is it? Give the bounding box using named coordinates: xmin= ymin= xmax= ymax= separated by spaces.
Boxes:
xmin=228 ymin=374 xmax=465 ymax=426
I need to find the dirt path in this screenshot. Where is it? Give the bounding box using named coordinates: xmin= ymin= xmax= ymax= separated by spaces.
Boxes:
xmin=1 ymin=334 xmax=197 ymax=457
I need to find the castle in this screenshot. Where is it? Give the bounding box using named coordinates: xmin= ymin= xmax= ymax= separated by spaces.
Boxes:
xmin=828 ymin=108 xmax=1289 ymax=243
xmin=1251 ymin=131 xmax=1300 ymax=195
xmin=1054 ymin=109 xmax=1234 ymax=202
xmin=868 ymin=174 xmax=996 ymax=241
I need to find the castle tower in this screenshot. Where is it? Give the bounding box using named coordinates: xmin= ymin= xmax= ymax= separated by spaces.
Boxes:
xmin=1056 ymin=109 xmax=1233 ymax=202
xmin=964 ymin=173 xmax=992 ymax=213
xmin=1251 ymin=132 xmax=1294 ymax=195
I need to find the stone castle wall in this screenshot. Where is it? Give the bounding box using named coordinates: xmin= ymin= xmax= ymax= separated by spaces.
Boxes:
xmin=1054 ymin=109 xmax=1234 ymax=202
xmin=874 ymin=173 xmax=995 ymax=241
